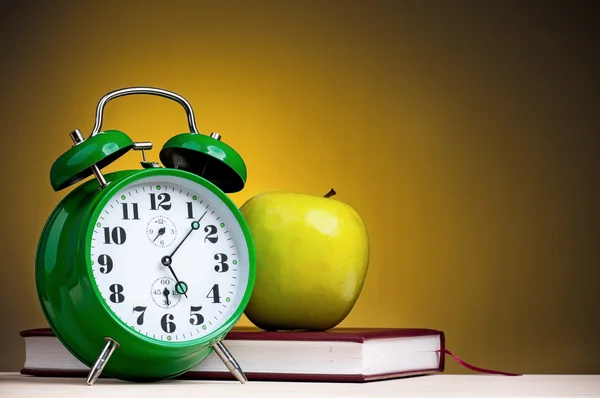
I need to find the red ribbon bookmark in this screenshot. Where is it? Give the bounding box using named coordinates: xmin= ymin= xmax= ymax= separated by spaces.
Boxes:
xmin=437 ymin=348 xmax=522 ymax=376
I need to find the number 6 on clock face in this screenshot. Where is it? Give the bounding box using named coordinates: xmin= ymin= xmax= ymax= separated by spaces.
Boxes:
xmin=88 ymin=173 xmax=250 ymax=343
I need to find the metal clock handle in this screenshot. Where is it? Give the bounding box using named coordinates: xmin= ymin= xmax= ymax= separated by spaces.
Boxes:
xmin=89 ymin=86 xmax=201 ymax=137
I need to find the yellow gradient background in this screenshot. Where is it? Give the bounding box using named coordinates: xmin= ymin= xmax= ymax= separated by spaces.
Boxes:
xmin=0 ymin=1 xmax=598 ymax=374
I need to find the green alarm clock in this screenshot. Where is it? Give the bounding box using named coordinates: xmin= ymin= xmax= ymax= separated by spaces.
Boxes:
xmin=35 ymin=87 xmax=256 ymax=386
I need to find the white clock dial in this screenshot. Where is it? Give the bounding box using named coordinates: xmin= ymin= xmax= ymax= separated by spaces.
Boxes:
xmin=88 ymin=174 xmax=250 ymax=343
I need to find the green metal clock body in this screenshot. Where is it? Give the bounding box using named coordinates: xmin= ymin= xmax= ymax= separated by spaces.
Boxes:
xmin=35 ymin=167 xmax=256 ymax=381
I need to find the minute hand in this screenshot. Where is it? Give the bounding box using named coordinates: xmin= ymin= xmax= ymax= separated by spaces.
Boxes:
xmin=168 ymin=211 xmax=207 ymax=258
xmin=159 ymin=211 xmax=207 ymax=298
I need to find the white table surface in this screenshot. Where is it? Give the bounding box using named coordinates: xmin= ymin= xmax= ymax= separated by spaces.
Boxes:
xmin=0 ymin=373 xmax=599 ymax=397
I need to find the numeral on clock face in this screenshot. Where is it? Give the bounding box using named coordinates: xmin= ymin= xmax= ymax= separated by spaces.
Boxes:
xmin=89 ymin=176 xmax=249 ymax=342
xmin=122 ymin=203 xmax=140 ymax=220
xmin=103 ymin=227 xmax=126 ymax=245
xmin=97 ymin=254 xmax=113 ymax=274
xmin=149 ymin=193 xmax=171 ymax=211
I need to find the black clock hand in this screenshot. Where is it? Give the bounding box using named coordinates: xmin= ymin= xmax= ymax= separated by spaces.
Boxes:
xmin=175 ymin=281 xmax=188 ymax=295
xmin=163 ymin=287 xmax=170 ymax=306
xmin=159 ymin=211 xmax=207 ymax=299
xmin=153 ymin=227 xmax=166 ymax=242
xmin=160 ymin=255 xmax=187 ymax=298
xmin=168 ymin=211 xmax=207 ymax=258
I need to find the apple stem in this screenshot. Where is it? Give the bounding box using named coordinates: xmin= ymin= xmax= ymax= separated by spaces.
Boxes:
xmin=324 ymin=188 xmax=336 ymax=198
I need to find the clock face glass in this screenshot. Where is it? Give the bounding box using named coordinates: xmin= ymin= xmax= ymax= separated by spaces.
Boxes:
xmin=87 ymin=174 xmax=251 ymax=343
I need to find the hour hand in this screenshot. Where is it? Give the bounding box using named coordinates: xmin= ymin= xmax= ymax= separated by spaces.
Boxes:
xmin=161 ymin=255 xmax=188 ymax=298
xmin=153 ymin=227 xmax=166 ymax=242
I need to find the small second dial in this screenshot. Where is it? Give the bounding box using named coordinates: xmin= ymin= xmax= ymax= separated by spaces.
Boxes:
xmin=151 ymin=277 xmax=182 ymax=309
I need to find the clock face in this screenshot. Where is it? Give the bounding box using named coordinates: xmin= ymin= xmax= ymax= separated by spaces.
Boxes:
xmin=87 ymin=173 xmax=251 ymax=343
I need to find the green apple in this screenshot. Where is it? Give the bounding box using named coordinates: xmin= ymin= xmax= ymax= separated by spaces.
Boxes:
xmin=240 ymin=189 xmax=370 ymax=331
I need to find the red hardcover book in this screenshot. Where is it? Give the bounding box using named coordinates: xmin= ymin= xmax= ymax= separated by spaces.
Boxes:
xmin=19 ymin=326 xmax=445 ymax=382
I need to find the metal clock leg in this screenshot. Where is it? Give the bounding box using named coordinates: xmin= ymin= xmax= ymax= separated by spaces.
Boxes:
xmin=212 ymin=340 xmax=248 ymax=384
xmin=86 ymin=337 xmax=120 ymax=386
